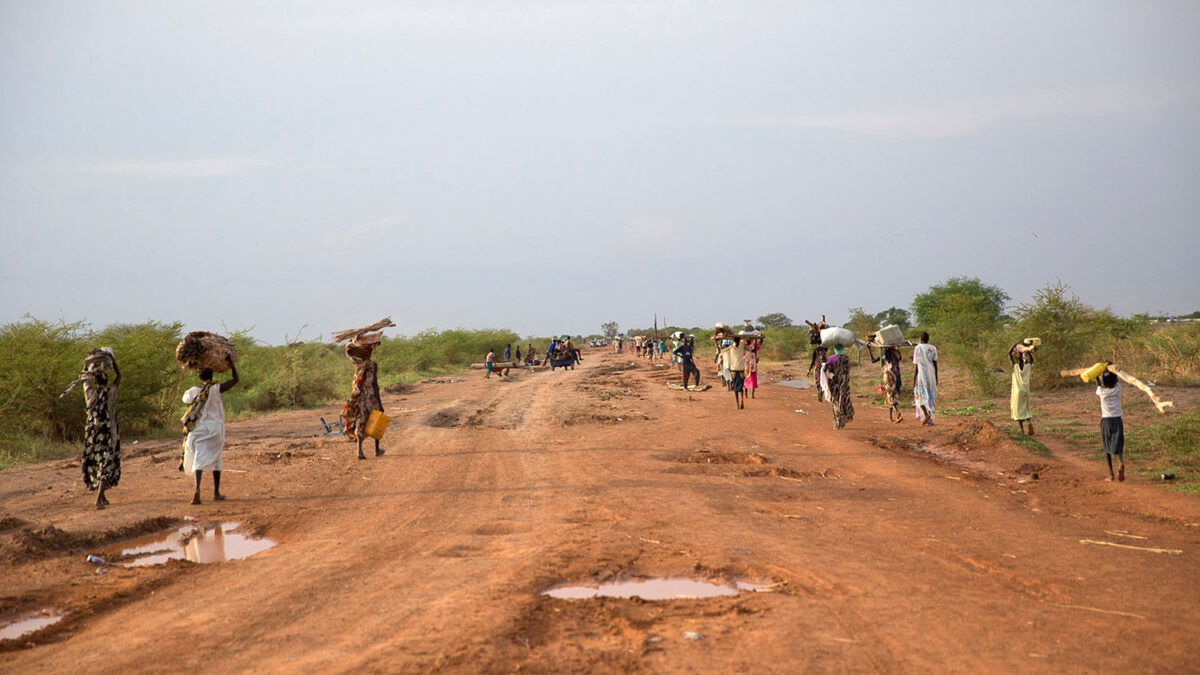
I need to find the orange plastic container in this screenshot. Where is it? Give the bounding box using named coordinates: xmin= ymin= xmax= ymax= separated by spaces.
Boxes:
xmin=364 ymin=410 xmax=390 ymax=440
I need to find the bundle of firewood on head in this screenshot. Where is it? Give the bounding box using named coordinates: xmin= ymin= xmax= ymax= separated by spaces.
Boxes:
xmin=175 ymin=332 xmax=238 ymax=372
xmin=332 ymin=318 xmax=395 ymax=360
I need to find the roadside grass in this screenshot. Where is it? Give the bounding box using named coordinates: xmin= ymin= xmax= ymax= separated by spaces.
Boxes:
xmin=1126 ymin=413 xmax=1200 ymax=493
xmin=0 ymin=433 xmax=78 ymax=471
xmin=1001 ymin=428 xmax=1051 ymax=456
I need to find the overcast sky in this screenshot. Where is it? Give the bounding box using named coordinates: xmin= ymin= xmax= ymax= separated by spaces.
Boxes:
xmin=2 ymin=1 xmax=1198 ymax=343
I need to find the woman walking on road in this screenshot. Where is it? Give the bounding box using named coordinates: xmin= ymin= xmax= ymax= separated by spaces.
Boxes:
xmin=826 ymin=345 xmax=855 ymax=428
xmin=744 ymin=339 xmax=761 ymax=399
xmin=872 ymin=346 xmax=903 ymax=423
xmin=62 ymin=348 xmax=121 ymax=509
xmin=913 ymin=332 xmax=938 ymax=425
xmin=1009 ymin=341 xmax=1035 ymax=435
xmin=182 ymin=355 xmax=238 ymax=504
xmin=342 ymin=339 xmax=384 ymax=459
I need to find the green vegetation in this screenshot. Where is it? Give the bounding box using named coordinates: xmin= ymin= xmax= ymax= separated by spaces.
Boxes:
xmin=1127 ymin=413 xmax=1200 ymax=493
xmin=1001 ymin=428 xmax=1051 ymax=456
xmin=0 ymin=318 xmax=527 ymax=469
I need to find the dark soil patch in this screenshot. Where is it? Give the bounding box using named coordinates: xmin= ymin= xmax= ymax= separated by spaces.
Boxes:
xmin=428 ymin=409 xmax=463 ymax=428
xmin=255 ymin=450 xmax=313 ymax=465
xmin=742 ymin=467 xmax=806 ymax=479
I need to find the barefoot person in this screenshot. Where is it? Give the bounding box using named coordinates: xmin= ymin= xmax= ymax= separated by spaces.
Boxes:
xmin=722 ymin=336 xmax=749 ymax=409
xmin=343 ymin=338 xmax=384 ymax=459
xmin=826 ymin=345 xmax=855 ymax=429
xmin=182 ymin=356 xmax=238 ymax=504
xmin=673 ymin=335 xmax=701 ymax=388
xmin=744 ymin=338 xmax=761 ymax=399
xmin=1009 ymin=340 xmax=1036 ymax=435
xmin=62 ymin=348 xmax=121 ymax=509
xmin=1097 ymin=368 xmax=1126 ymax=481
xmin=871 ymin=345 xmax=903 ymax=423
xmin=912 ymin=332 xmax=938 ymax=425
xmin=805 ymin=316 xmax=828 ymax=402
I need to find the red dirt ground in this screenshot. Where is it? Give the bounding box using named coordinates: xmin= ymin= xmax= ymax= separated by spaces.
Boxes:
xmin=2 ymin=350 xmax=1198 ymax=673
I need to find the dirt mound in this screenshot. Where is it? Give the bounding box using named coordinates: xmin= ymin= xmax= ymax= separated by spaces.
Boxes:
xmin=6 ymin=517 xmax=178 ymax=563
xmin=0 ymin=517 xmax=29 ymax=532
xmin=945 ymin=420 xmax=1007 ymax=453
xmin=681 ymin=451 xmax=768 ymax=465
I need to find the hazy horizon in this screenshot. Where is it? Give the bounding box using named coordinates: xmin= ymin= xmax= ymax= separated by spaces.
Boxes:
xmin=3 ymin=2 xmax=1198 ymax=344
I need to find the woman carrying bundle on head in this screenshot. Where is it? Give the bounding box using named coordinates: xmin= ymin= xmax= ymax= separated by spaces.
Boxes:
xmin=334 ymin=318 xmax=394 ymax=460
xmin=825 ymin=345 xmax=855 ymax=429
xmin=62 ymin=348 xmax=121 ymax=509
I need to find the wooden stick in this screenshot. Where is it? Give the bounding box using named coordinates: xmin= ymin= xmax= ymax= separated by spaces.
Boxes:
xmin=1079 ymin=539 xmax=1182 ymax=555
xmin=1059 ymin=366 xmax=1174 ymax=415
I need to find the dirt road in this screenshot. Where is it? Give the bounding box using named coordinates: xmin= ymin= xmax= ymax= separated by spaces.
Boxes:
xmin=3 ymin=350 xmax=1198 ymax=672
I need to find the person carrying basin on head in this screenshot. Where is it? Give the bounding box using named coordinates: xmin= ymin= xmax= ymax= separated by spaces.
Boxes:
xmin=722 ymin=336 xmax=749 ymax=409
xmin=871 ymin=345 xmax=903 ymax=423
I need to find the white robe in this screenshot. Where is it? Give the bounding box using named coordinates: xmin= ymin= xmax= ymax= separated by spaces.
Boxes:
xmin=182 ymin=385 xmax=225 ymax=473
xmin=913 ymin=343 xmax=938 ymax=417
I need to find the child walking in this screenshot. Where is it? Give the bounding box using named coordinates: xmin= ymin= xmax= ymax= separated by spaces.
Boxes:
xmin=1097 ymin=369 xmax=1125 ymax=481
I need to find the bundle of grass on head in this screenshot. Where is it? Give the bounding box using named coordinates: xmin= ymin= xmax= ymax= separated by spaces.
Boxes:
xmin=175 ymin=331 xmax=238 ymax=372
xmin=332 ymin=317 xmax=396 ymax=345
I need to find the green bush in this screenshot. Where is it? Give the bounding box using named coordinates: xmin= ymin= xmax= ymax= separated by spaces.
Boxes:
xmin=1008 ymin=282 xmax=1135 ymax=389
xmin=0 ymin=318 xmax=91 ymax=441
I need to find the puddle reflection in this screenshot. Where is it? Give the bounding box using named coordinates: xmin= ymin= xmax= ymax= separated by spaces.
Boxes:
xmin=543 ymin=578 xmax=767 ymax=601
xmin=111 ymin=522 xmax=275 ymax=567
xmin=0 ymin=612 xmax=62 ymax=641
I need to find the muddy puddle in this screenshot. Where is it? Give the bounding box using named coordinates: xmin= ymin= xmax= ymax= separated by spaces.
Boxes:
xmin=0 ymin=612 xmax=62 ymax=641
xmin=542 ymin=578 xmax=771 ymax=601
xmin=775 ymin=379 xmax=812 ymax=389
xmin=99 ymin=522 xmax=274 ymax=567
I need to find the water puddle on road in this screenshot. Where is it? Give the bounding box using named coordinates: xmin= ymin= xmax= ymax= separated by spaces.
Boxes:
xmin=542 ymin=578 xmax=771 ymax=601
xmin=0 ymin=612 xmax=62 ymax=641
xmin=775 ymin=379 xmax=812 ymax=389
xmin=104 ymin=522 xmax=275 ymax=567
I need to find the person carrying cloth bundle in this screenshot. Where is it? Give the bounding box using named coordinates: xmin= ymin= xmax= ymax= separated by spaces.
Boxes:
xmin=175 ymin=331 xmax=239 ymax=505
xmin=333 ymin=318 xmax=394 ymax=460
xmin=805 ymin=316 xmax=829 ymax=402
xmin=181 ymin=356 xmax=239 ymax=504
xmin=61 ymin=348 xmax=121 ymax=509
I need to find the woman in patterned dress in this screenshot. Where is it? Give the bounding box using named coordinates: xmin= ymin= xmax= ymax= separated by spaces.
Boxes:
xmin=62 ymin=348 xmax=121 ymax=509
xmin=825 ymin=346 xmax=855 ymax=429
xmin=342 ymin=337 xmax=384 ymax=460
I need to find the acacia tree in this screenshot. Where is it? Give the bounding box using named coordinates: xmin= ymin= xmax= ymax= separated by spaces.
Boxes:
xmin=912 ymin=277 xmax=1009 ymax=326
xmin=756 ymin=313 xmax=793 ymax=328
xmin=912 ymin=277 xmax=1011 ymax=394
xmin=601 ymin=322 xmax=620 ymax=340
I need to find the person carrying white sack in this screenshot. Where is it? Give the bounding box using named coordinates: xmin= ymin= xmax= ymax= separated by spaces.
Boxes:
xmin=181 ymin=355 xmax=238 ymax=505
